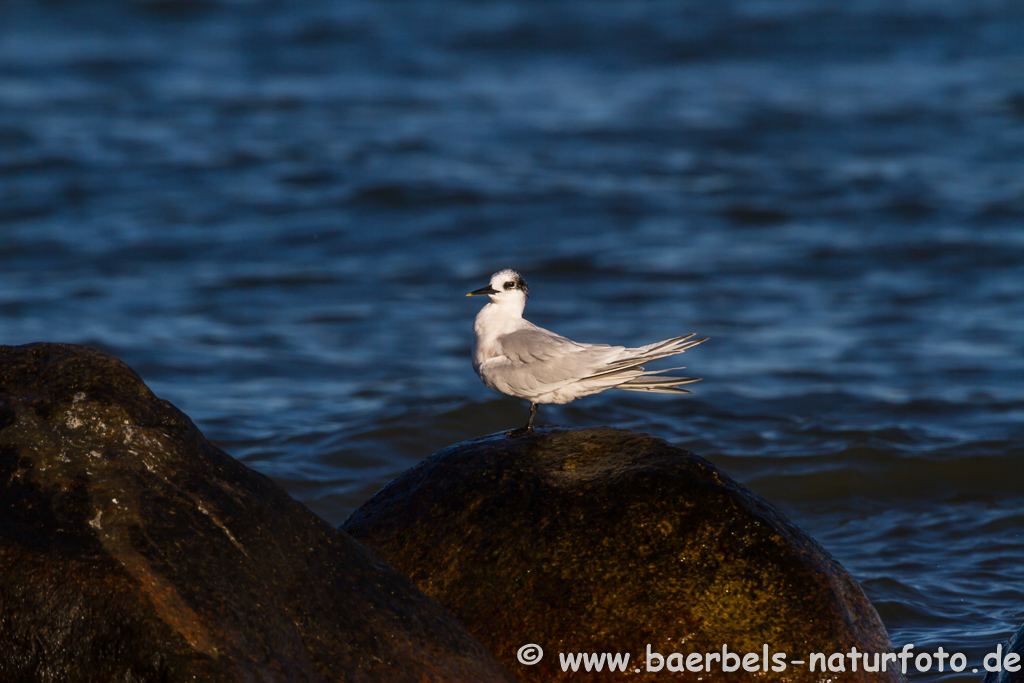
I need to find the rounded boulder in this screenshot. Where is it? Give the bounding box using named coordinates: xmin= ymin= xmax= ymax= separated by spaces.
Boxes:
xmin=344 ymin=427 xmax=901 ymax=682
xmin=0 ymin=343 xmax=513 ymax=682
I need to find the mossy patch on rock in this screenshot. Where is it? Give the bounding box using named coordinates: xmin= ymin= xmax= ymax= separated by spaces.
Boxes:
xmin=344 ymin=426 xmax=902 ymax=682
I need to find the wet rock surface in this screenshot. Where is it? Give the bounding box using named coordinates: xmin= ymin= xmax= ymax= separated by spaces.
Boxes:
xmin=982 ymin=623 xmax=1024 ymax=683
xmin=344 ymin=427 xmax=902 ymax=682
xmin=0 ymin=343 xmax=513 ymax=683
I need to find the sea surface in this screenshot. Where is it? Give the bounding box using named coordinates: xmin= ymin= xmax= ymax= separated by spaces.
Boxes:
xmin=2 ymin=0 xmax=1023 ymax=679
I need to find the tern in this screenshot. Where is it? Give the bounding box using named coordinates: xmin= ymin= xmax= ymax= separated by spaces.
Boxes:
xmin=467 ymin=269 xmax=707 ymax=434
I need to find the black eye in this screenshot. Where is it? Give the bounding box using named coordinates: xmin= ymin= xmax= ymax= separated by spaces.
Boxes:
xmin=504 ymin=281 xmax=515 ymax=290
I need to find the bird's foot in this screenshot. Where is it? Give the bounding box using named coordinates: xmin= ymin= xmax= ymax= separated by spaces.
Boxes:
xmin=505 ymin=403 xmax=538 ymax=437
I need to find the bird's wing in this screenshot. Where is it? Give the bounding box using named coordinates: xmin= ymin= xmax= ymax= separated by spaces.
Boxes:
xmin=480 ymin=326 xmax=708 ymax=402
xmin=482 ymin=325 xmax=623 ymax=397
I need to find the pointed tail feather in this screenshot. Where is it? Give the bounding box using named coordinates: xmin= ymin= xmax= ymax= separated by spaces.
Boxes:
xmin=616 ymin=374 xmax=702 ymax=393
xmin=636 ymin=333 xmax=699 ymax=354
xmin=586 ymin=336 xmax=709 ymax=380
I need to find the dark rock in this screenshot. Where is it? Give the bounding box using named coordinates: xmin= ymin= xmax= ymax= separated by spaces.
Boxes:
xmin=0 ymin=343 xmax=513 ymax=683
xmin=982 ymin=623 xmax=1024 ymax=683
xmin=344 ymin=427 xmax=902 ymax=682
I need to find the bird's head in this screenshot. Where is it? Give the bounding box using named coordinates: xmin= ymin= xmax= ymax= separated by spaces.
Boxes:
xmin=466 ymin=269 xmax=530 ymax=309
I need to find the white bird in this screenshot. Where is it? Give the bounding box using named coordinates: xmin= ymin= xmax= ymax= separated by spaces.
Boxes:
xmin=467 ymin=269 xmax=707 ymax=434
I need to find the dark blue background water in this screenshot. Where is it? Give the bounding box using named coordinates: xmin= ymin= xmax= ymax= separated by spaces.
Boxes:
xmin=2 ymin=1 xmax=1023 ymax=678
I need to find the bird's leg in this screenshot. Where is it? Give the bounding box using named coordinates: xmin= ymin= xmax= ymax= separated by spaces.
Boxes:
xmin=507 ymin=403 xmax=538 ymax=437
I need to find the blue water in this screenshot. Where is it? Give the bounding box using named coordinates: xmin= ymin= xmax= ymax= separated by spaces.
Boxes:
xmin=2 ymin=1 xmax=1023 ymax=678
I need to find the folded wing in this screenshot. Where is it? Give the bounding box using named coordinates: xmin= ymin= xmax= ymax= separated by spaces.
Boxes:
xmin=480 ymin=325 xmax=707 ymax=403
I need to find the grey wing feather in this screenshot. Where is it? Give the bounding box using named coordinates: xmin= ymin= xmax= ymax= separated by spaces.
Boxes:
xmin=490 ymin=327 xmax=621 ymax=394
xmin=589 ymin=335 xmax=707 ymax=394
xmin=485 ymin=326 xmax=707 ymax=401
xmin=498 ymin=327 xmax=594 ymax=362
xmin=585 ymin=334 xmax=707 ymax=379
